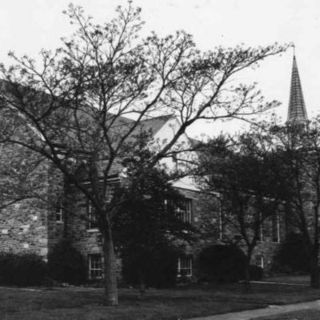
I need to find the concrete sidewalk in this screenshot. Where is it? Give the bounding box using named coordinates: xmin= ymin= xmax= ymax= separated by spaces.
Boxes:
xmin=188 ymin=299 xmax=320 ymax=320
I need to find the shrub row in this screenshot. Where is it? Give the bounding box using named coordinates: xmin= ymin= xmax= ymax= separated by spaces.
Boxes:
xmin=272 ymin=232 xmax=310 ymax=273
xmin=0 ymin=243 xmax=266 ymax=287
xmin=122 ymin=244 xmax=179 ymax=288
xmin=0 ymin=240 xmax=87 ymax=286
xmin=197 ymin=244 xmax=264 ymax=283
xmin=0 ymin=253 xmax=47 ymax=286
xmin=47 ymin=239 xmax=87 ymax=285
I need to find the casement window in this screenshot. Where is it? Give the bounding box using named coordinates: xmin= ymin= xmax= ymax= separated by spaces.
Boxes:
xmin=257 ymin=223 xmax=264 ymax=242
xmin=272 ymin=213 xmax=281 ymax=243
xmin=177 ymin=256 xmax=193 ymax=277
xmin=176 ymin=198 xmax=193 ymax=224
xmin=86 ymin=185 xmax=116 ymax=230
xmin=256 ymin=213 xmax=265 ymax=242
xmin=87 ymin=200 xmax=98 ymax=229
xmin=218 ymin=200 xmax=225 ymax=240
xmin=106 ymin=185 xmax=116 ymax=203
xmin=55 ymin=200 xmax=63 ymax=223
xmin=88 ymin=254 xmax=103 ymax=280
xmin=255 ymin=255 xmax=264 ymax=269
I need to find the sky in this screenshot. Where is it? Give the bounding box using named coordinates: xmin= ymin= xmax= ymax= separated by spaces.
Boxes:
xmin=0 ymin=0 xmax=319 ymax=137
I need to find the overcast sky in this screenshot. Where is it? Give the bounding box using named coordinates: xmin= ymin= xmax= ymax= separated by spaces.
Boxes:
xmin=0 ymin=0 xmax=319 ymax=137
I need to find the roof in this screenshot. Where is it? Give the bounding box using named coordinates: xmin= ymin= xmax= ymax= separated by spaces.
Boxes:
xmin=188 ymin=137 xmax=202 ymax=148
xmin=287 ymin=55 xmax=308 ymax=124
xmin=0 ymin=78 xmax=173 ymax=140
xmin=136 ymin=114 xmax=174 ymax=135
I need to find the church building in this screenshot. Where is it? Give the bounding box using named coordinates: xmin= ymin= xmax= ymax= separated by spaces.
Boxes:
xmin=0 ymin=53 xmax=310 ymax=281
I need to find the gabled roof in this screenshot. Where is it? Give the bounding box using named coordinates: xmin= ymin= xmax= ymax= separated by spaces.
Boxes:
xmin=137 ymin=114 xmax=174 ymax=135
xmin=0 ymin=78 xmax=173 ymax=141
xmin=287 ymin=55 xmax=308 ymax=124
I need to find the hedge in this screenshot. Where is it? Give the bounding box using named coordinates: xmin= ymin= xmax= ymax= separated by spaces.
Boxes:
xmin=0 ymin=253 xmax=47 ymax=286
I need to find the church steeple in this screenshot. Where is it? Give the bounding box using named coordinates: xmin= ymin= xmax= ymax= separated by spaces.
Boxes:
xmin=287 ymin=52 xmax=308 ymax=125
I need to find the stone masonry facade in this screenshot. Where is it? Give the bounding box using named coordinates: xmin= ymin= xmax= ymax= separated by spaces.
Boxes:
xmin=0 ymin=171 xmax=284 ymax=280
xmin=0 ymin=198 xmax=49 ymax=258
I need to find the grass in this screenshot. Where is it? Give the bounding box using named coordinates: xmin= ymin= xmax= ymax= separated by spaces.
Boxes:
xmin=261 ymin=274 xmax=310 ymax=285
xmin=254 ymin=309 xmax=320 ymax=320
xmin=1 ymin=280 xmax=320 ymax=320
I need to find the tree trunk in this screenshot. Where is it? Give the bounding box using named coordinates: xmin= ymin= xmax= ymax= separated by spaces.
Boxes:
xmin=243 ymin=255 xmax=252 ymax=293
xmin=103 ymin=232 xmax=118 ymax=305
xmin=310 ymin=202 xmax=320 ymax=289
xmin=139 ymin=278 xmax=146 ymax=298
xmin=310 ymin=251 xmax=320 ymax=289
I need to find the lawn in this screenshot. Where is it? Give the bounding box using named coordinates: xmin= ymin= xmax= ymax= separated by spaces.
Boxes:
xmin=261 ymin=274 xmax=310 ymax=285
xmin=254 ymin=309 xmax=320 ymax=320
xmin=1 ymin=281 xmax=320 ymax=320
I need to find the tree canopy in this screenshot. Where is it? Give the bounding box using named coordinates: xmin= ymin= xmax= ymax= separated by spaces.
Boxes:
xmin=0 ymin=2 xmax=286 ymax=305
xmin=196 ymin=129 xmax=286 ymax=285
xmin=113 ymin=143 xmax=195 ymax=292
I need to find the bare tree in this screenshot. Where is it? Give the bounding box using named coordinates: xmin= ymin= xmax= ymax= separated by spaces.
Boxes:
xmin=0 ymin=2 xmax=286 ymax=305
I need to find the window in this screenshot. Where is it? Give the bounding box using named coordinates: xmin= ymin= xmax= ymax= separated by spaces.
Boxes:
xmin=255 ymin=255 xmax=264 ymax=269
xmin=55 ymin=201 xmax=63 ymax=223
xmin=218 ymin=200 xmax=224 ymax=240
xmin=88 ymin=254 xmax=103 ymax=279
xmin=177 ymin=256 xmax=192 ymax=277
xmin=87 ymin=200 xmax=98 ymax=229
xmin=257 ymin=213 xmax=265 ymax=242
xmin=106 ymin=185 xmax=116 ymax=203
xmin=272 ymin=213 xmax=280 ymax=243
xmin=176 ymin=198 xmax=193 ymax=224
xmin=257 ymin=223 xmax=264 ymax=242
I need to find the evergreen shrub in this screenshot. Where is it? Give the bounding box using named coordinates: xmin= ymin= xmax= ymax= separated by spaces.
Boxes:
xmin=249 ymin=265 xmax=263 ymax=280
xmin=198 ymin=244 xmax=247 ymax=283
xmin=122 ymin=243 xmax=179 ymax=288
xmin=272 ymin=232 xmax=310 ymax=273
xmin=48 ymin=239 xmax=87 ymax=285
xmin=0 ymin=253 xmax=47 ymax=286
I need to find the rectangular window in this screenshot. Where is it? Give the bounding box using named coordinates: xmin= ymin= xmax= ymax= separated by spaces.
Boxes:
xmin=257 ymin=213 xmax=265 ymax=242
xmin=176 ymin=198 xmax=193 ymax=224
xmin=177 ymin=256 xmax=193 ymax=277
xmin=256 ymin=225 xmax=264 ymax=242
xmin=272 ymin=213 xmax=280 ymax=243
xmin=87 ymin=200 xmax=98 ymax=229
xmin=88 ymin=254 xmax=103 ymax=280
xmin=55 ymin=201 xmax=63 ymax=223
xmin=255 ymin=255 xmax=264 ymax=269
xmin=218 ymin=200 xmax=224 ymax=240
xmin=106 ymin=185 xmax=116 ymax=203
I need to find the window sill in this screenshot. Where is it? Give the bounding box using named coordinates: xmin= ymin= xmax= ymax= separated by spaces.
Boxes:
xmin=89 ymin=276 xmax=103 ymax=280
xmin=177 ymin=274 xmax=192 ymax=278
xmin=87 ymin=228 xmax=100 ymax=233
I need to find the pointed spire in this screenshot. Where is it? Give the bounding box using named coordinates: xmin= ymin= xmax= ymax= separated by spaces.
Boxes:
xmin=287 ymin=50 xmax=308 ymax=124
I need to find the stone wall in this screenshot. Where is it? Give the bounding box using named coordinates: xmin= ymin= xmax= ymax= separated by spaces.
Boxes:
xmin=63 ymin=183 xmax=214 ymax=280
xmin=0 ymin=152 xmax=55 ymax=258
xmin=62 ymin=182 xmax=285 ymax=280
xmin=177 ymin=189 xmax=286 ymax=278
xmin=46 ymin=167 xmax=66 ymax=253
xmin=63 ymin=184 xmax=102 ymax=256
xmin=0 ymin=198 xmax=49 ymax=258
xmin=0 ymin=158 xmax=68 ymax=260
